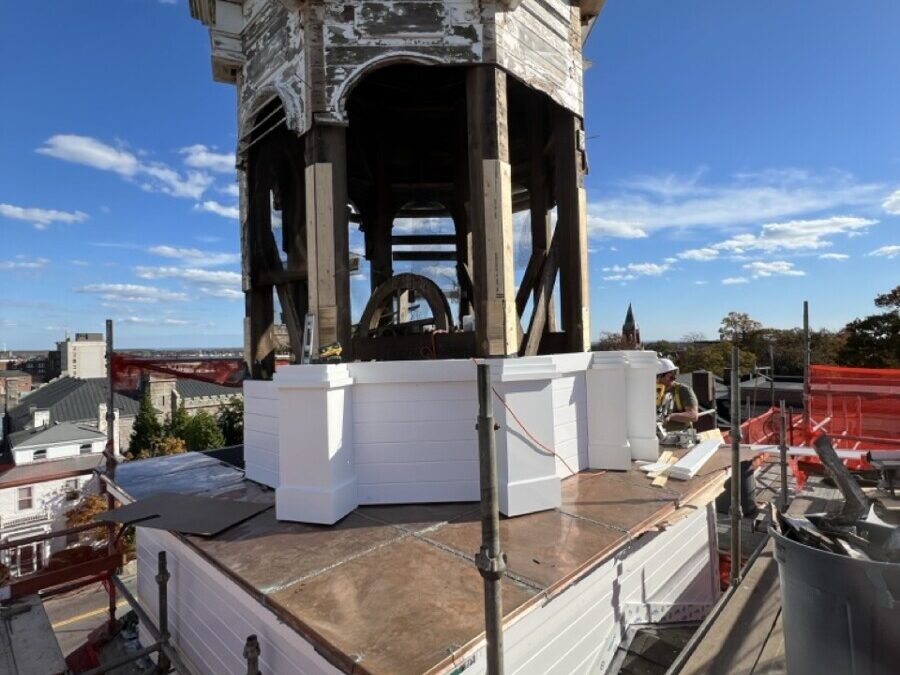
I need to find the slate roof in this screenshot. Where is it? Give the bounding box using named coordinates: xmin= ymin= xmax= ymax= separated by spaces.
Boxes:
xmin=175 ymin=379 xmax=240 ymax=399
xmin=8 ymin=377 xmax=140 ymax=431
xmin=7 ymin=422 xmax=106 ymax=450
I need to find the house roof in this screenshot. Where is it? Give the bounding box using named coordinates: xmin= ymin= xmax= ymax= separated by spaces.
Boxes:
xmin=8 ymin=377 xmax=140 ymax=430
xmin=7 ymin=422 xmax=106 ymax=450
xmin=0 ymin=453 xmax=104 ymax=488
xmin=0 ymin=370 xmax=29 ymax=379
xmin=175 ymin=379 xmax=239 ymax=399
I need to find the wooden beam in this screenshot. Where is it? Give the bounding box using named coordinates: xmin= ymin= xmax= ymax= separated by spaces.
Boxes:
xmin=392 ymin=251 xmax=457 ymax=262
xmin=392 ymin=234 xmax=457 ymax=245
xmin=467 ymin=66 xmax=517 ymax=357
xmin=246 ymin=162 xmax=276 ymax=379
xmin=529 ymin=96 xmax=557 ymax=333
xmin=553 ymin=107 xmax=590 ymax=352
xmin=515 ymin=248 xmax=545 ymax=317
xmin=522 ymin=231 xmax=560 ymax=357
xmin=305 ymin=124 xmax=352 ymax=355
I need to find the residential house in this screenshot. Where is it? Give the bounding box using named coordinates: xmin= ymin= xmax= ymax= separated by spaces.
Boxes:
xmin=0 ymin=422 xmax=106 ymax=579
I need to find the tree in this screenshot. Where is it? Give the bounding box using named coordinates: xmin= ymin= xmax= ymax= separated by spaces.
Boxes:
xmin=129 ymin=390 xmax=162 ymax=457
xmin=592 ymin=332 xmax=628 ymax=351
xmin=838 ymin=313 xmax=900 ymax=368
xmin=166 ymin=400 xmax=190 ymax=439
xmin=875 ymin=284 xmax=900 ymax=311
xmin=183 ymin=411 xmax=226 ymax=452
xmin=218 ymin=396 xmax=244 ymax=446
xmin=130 ymin=435 xmax=188 ymax=460
xmin=65 ymin=494 xmax=108 ymax=543
xmin=719 ymin=312 xmax=763 ymax=344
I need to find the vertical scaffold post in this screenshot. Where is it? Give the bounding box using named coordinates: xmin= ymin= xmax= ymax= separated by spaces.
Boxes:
xmin=104 ymin=319 xmax=118 ymax=634
xmin=475 ymin=363 xmax=506 ymax=675
xmin=730 ymin=346 xmax=743 ymax=586
xmin=244 ymin=635 xmax=261 ymax=675
xmin=779 ymin=400 xmax=789 ymax=510
xmin=803 ymin=300 xmax=810 ymax=430
xmin=156 ymin=551 xmax=171 ymax=673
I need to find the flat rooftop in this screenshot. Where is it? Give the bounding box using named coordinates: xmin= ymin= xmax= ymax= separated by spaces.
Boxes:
xmin=110 ymin=450 xmax=735 ymax=675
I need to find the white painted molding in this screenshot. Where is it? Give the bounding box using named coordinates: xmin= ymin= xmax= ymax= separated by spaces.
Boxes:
xmin=624 ymin=351 xmax=660 ymax=462
xmin=586 ymin=351 xmax=631 ymax=470
xmin=244 ymin=354 xmax=639 ymax=523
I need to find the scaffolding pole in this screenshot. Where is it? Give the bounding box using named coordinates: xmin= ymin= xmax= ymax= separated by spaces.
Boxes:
xmin=730 ymin=346 xmax=743 ymax=586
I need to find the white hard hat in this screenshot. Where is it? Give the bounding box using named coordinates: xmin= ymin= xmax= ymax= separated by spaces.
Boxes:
xmin=657 ymin=357 xmax=678 ymax=375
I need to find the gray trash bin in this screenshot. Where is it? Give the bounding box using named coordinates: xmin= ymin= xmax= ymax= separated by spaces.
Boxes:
xmin=771 ymin=527 xmax=900 ymax=675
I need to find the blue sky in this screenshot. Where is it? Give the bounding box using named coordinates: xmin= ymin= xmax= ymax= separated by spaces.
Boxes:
xmin=1 ymin=1 xmax=898 ymax=350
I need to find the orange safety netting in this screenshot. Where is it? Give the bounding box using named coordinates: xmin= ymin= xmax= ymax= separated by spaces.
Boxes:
xmin=726 ymin=365 xmax=900 ymax=486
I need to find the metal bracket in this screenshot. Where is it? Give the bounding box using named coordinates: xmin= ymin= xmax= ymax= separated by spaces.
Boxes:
xmin=475 ymin=548 xmax=507 ymax=580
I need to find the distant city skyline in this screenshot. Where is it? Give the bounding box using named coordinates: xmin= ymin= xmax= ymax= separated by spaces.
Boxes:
xmin=1 ymin=1 xmax=898 ymax=349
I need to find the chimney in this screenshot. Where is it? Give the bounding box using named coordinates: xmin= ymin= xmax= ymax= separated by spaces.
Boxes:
xmin=98 ymin=403 xmax=121 ymax=455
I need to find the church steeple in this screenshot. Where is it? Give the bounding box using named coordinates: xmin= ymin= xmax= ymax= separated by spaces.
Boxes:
xmin=622 ymin=303 xmax=641 ymax=348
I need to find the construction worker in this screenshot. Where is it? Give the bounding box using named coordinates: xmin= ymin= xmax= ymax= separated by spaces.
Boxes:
xmin=656 ymin=358 xmax=699 ymax=432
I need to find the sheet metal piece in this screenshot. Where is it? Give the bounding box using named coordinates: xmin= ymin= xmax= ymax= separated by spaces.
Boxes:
xmin=97 ymin=492 xmax=271 ymax=536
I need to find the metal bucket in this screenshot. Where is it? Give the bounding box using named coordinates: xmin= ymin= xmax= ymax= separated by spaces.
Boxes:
xmin=771 ymin=527 xmax=900 ymax=675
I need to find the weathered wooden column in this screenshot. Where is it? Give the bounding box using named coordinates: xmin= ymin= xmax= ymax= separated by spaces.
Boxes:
xmin=281 ymin=155 xmax=309 ymax=331
xmin=554 ymin=108 xmax=590 ymax=352
xmin=467 ymin=66 xmax=517 ymax=357
xmin=246 ymin=163 xmax=276 ymax=379
xmin=305 ymin=123 xmax=352 ymax=356
xmin=529 ymin=98 xmax=557 ymax=334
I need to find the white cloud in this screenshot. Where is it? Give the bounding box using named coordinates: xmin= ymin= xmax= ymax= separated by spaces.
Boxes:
xmin=883 ymin=189 xmax=900 ymax=214
xmin=70 ymin=259 xmax=89 ymax=266
xmin=819 ymin=253 xmax=849 ymax=260
xmin=148 ymin=245 xmax=239 ymax=267
xmin=0 ymin=202 xmax=88 ymax=229
xmin=714 ymin=216 xmax=876 ymax=254
xmin=194 ymin=200 xmax=239 ymax=219
xmin=588 ymin=169 xmax=882 ymax=237
xmin=0 ymin=256 xmax=48 ymax=270
xmin=135 ymin=266 xmax=242 ymax=300
xmin=867 ymin=245 xmax=900 ymax=259
xmin=602 ymin=273 xmax=637 ymax=281
xmin=220 ymin=183 xmax=240 ymax=198
xmin=743 ymin=260 xmax=805 ymax=277
xmin=37 ymin=134 xmax=213 ymax=200
xmin=121 ymin=316 xmax=190 ymax=325
xmin=678 ymin=247 xmax=719 ymax=261
xmin=694 ymin=280 xmax=708 ymax=285
xmin=722 ymin=277 xmax=749 ymax=285
xmin=586 ymin=211 xmax=648 ymax=239
xmin=180 ymin=144 xmax=235 ymax=173
xmin=77 ymin=283 xmax=188 ymax=303
xmin=602 ymin=262 xmax=671 ymax=278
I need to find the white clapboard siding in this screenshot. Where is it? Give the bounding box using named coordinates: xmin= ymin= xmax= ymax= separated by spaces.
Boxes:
xmin=243 ymin=380 xmax=280 ymax=488
xmin=551 ymin=373 xmax=588 ymax=477
xmin=137 ymin=529 xmax=341 ymax=675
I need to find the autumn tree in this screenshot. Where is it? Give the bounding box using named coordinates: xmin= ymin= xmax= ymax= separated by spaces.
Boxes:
xmin=65 ymin=494 xmax=108 ymax=543
xmin=592 ymin=332 xmax=628 ymax=351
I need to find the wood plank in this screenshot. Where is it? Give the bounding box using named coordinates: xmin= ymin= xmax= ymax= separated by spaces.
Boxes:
xmin=680 ymin=545 xmax=782 ymax=675
xmin=514 ymin=248 xmax=545 ymax=317
xmin=466 ymin=66 xmax=517 ymax=356
xmin=521 ymin=228 xmax=559 ymax=356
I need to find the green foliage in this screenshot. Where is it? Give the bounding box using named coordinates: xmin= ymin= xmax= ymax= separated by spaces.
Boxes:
xmin=838 ymin=312 xmax=900 ymax=368
xmin=129 ymin=435 xmax=187 ymax=460
xmin=166 ymin=400 xmax=190 ymax=439
xmin=217 ymin=396 xmax=244 ymax=446
xmin=678 ymin=341 xmax=757 ymax=376
xmin=128 ymin=390 xmax=162 ymax=457
xmin=182 ymin=410 xmax=226 ymax=452
xmin=874 ymin=285 xmax=900 ymax=311
xmin=718 ymin=312 xmax=763 ymax=344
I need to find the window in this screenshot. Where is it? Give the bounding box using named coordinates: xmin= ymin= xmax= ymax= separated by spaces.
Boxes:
xmin=17 ymin=487 xmax=33 ymax=511
xmin=33 ymin=449 xmax=47 ymax=461
xmin=80 ymin=443 xmax=93 ymax=455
